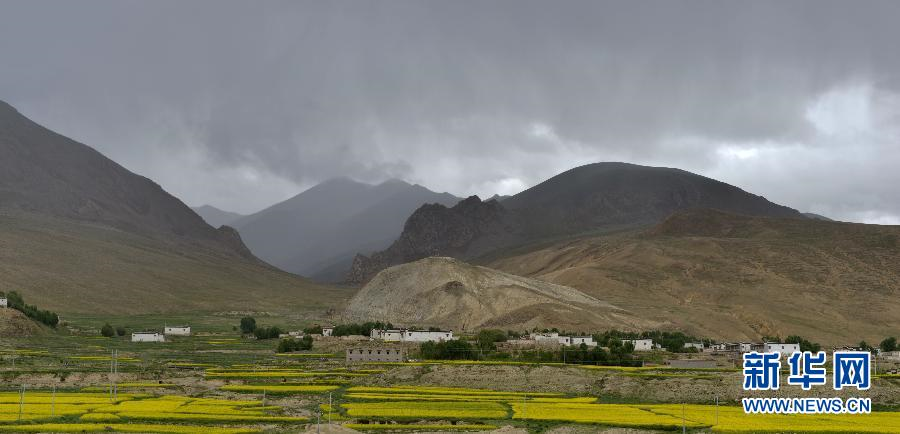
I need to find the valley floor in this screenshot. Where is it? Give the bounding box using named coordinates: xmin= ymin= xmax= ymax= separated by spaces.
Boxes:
xmin=2 ymin=313 xmax=900 ymax=433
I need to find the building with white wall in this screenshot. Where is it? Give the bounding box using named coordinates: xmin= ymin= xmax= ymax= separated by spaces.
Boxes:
xmin=346 ymin=347 xmax=406 ymax=363
xmin=570 ymin=336 xmax=597 ymax=347
xmin=132 ymin=331 xmax=165 ymax=342
xmin=684 ymin=342 xmax=704 ymax=351
xmin=0 ymin=297 xmax=7 ymax=308
xmin=164 ymin=325 xmax=191 ymax=336
xmin=763 ymin=342 xmax=800 ymax=354
xmin=370 ymin=329 xmax=455 ymax=342
xmin=322 ymin=326 xmax=334 ymax=337
xmin=626 ymin=338 xmax=654 ymax=351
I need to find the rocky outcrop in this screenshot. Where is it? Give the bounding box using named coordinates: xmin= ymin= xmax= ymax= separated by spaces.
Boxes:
xmin=346 ymin=196 xmax=518 ymax=284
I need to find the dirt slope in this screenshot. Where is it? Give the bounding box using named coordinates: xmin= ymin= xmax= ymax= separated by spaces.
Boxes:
xmin=0 ymin=307 xmax=42 ymax=338
xmin=345 ymin=256 xmax=655 ymax=331
xmin=489 ymin=209 xmax=900 ymax=344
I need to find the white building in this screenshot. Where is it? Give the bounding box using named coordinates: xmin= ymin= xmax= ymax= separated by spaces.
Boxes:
xmin=626 ymin=338 xmax=654 ymax=351
xmin=684 ymin=342 xmax=704 ymax=351
xmin=763 ymin=342 xmax=800 ymax=354
xmin=371 ymin=329 xmax=404 ymax=341
xmin=132 ymin=332 xmax=165 ymax=342
xmin=322 ymin=326 xmax=334 ymax=337
xmin=402 ymin=330 xmax=454 ymax=342
xmin=370 ymin=329 xmax=455 ymax=342
xmin=0 ymin=297 xmax=7 ymax=308
xmin=163 ymin=325 xmax=191 ymax=336
xmin=530 ymin=332 xmax=560 ymax=343
xmin=570 ymin=336 xmax=598 ymax=347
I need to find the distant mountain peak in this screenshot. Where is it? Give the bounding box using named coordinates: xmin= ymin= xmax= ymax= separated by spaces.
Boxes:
xmin=349 ymin=162 xmax=802 ymax=283
xmin=0 ymin=100 xmax=256 ymax=259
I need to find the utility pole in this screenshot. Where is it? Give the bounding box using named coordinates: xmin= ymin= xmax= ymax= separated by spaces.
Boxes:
xmin=51 ymin=385 xmax=56 ymax=417
xmin=682 ymin=402 xmax=686 ymax=434
xmin=715 ymin=396 xmax=719 ymax=425
xmin=17 ymin=385 xmax=24 ymax=421
xmin=328 ymin=392 xmax=332 ymax=424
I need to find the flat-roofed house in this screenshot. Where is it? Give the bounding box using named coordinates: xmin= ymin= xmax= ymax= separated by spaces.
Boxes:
xmin=164 ymin=325 xmax=191 ymax=336
xmin=626 ymin=338 xmax=654 ymax=351
xmin=763 ymin=342 xmax=800 ymax=355
xmin=571 ymin=336 xmax=597 ymax=347
xmin=132 ymin=331 xmax=165 ymax=342
xmin=0 ymin=297 xmax=7 ymax=308
xmin=346 ymin=347 xmax=406 ymax=363
xmin=370 ymin=329 xmax=455 ymax=342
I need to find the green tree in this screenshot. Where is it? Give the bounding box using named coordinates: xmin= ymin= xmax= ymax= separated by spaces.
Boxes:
xmin=475 ymin=329 xmax=507 ymax=351
xmin=100 ymin=323 xmax=115 ymax=337
xmin=116 ymin=326 xmax=126 ymax=336
xmin=239 ymin=317 xmax=257 ymax=334
xmin=858 ymin=341 xmax=875 ymax=352
xmin=253 ymin=326 xmax=282 ymax=340
xmin=277 ymin=335 xmax=313 ymax=353
xmin=880 ymin=337 xmax=897 ymax=352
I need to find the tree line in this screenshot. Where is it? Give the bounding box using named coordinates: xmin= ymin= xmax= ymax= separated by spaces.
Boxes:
xmin=1 ymin=291 xmax=59 ymax=327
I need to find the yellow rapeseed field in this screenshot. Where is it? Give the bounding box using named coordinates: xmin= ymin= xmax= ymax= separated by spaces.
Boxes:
xmin=345 ymin=423 xmax=497 ymax=431
xmin=342 ymin=401 xmax=508 ymax=419
xmin=221 ymin=384 xmax=340 ymax=394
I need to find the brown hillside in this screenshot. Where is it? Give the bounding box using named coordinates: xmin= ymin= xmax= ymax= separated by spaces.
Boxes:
xmin=0 ymin=307 xmax=42 ymax=338
xmin=344 ymin=256 xmax=657 ymax=332
xmin=489 ymin=209 xmax=900 ymax=345
xmin=0 ymin=212 xmax=352 ymax=314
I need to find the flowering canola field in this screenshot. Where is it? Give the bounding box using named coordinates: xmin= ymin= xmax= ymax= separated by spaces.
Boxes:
xmin=0 ymin=391 xmax=306 ymax=433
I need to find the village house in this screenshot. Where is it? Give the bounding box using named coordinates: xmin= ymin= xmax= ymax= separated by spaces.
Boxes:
xmin=132 ymin=331 xmax=165 ymax=342
xmin=684 ymin=342 xmax=704 ymax=351
xmin=763 ymin=342 xmax=800 ymax=354
xmin=570 ymin=336 xmax=598 ymax=347
xmin=322 ymin=326 xmax=334 ymax=337
xmin=163 ymin=325 xmax=191 ymax=336
xmin=370 ymin=329 xmax=455 ymax=342
xmin=626 ymin=338 xmax=654 ymax=351
xmin=0 ymin=297 xmax=7 ymax=308
xmin=346 ymin=347 xmax=406 ymax=363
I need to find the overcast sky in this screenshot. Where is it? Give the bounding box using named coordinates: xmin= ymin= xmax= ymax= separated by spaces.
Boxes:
xmin=1 ymin=1 xmax=898 ymax=223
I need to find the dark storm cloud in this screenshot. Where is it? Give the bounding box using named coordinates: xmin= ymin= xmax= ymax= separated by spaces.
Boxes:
xmin=1 ymin=0 xmax=898 ymax=221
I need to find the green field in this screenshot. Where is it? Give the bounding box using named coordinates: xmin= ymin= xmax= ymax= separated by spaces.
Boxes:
xmin=3 ymin=315 xmax=900 ymax=433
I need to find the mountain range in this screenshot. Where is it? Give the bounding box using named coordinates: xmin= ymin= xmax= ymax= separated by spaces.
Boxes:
xmin=348 ymin=162 xmax=803 ymax=283
xmin=4 ymin=97 xmax=897 ymax=343
xmin=229 ymin=177 xmax=459 ymax=280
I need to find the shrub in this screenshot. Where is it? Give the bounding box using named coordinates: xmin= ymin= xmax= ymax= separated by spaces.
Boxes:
xmin=239 ymin=317 xmax=256 ymax=334
xmin=116 ymin=326 xmax=126 ymax=337
xmin=277 ymin=336 xmax=313 ymax=353
xmin=101 ymin=323 xmax=115 ymax=337
xmin=253 ymin=326 xmax=282 ymax=340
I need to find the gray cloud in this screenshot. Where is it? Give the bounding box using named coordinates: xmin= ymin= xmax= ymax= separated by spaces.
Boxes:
xmin=1 ymin=0 xmax=898 ymax=221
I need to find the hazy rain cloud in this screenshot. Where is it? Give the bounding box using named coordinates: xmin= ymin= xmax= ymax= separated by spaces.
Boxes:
xmin=1 ymin=0 xmax=897 ymax=221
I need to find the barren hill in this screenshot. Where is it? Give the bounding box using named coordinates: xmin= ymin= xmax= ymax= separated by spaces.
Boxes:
xmin=0 ymin=100 xmax=348 ymax=314
xmin=349 ymin=162 xmax=802 ymax=282
xmin=489 ymin=209 xmax=900 ymax=344
xmin=344 ymin=256 xmax=656 ymax=332
xmin=0 ymin=307 xmax=42 ymax=338
xmin=0 ymin=100 xmax=250 ymax=257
